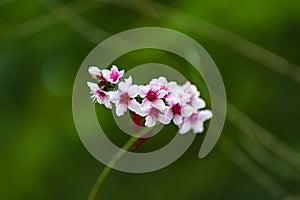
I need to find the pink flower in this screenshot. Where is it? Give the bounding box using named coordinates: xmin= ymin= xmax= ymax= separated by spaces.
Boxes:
xmin=143 ymin=106 xmax=171 ymax=127
xmin=179 ymin=110 xmax=213 ymax=134
xmin=88 ymin=65 xmax=124 ymax=84
xmin=137 ymin=78 xmax=172 ymax=127
xmin=166 ymin=101 xmax=194 ymax=126
xmin=111 ymin=76 xmax=142 ymax=116
xmin=139 ymin=79 xmax=169 ymax=111
xmin=87 ymin=82 xmax=112 ymax=109
xmin=164 ymin=85 xmax=193 ymax=126
xmin=102 ymin=65 xmax=124 ymax=84
xmin=88 ymin=66 xmax=114 ymax=92
xmin=149 ymin=77 xmax=176 ymax=93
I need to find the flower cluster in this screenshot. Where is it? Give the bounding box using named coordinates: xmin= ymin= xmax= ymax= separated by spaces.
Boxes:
xmin=87 ymin=65 xmax=212 ymax=134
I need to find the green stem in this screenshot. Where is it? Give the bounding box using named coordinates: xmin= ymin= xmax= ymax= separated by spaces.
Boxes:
xmin=88 ymin=128 xmax=151 ymax=200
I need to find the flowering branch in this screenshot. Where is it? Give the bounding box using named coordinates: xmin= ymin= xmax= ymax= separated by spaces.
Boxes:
xmin=87 ymin=65 xmax=213 ymax=199
xmin=87 ymin=65 xmax=212 ymax=133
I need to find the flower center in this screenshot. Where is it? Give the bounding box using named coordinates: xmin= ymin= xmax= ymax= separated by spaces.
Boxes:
xmin=98 ymin=76 xmax=109 ymax=89
xmin=110 ymin=70 xmax=119 ymax=82
xmin=97 ymin=90 xmax=106 ymax=97
xmin=97 ymin=72 xmax=115 ymax=91
xmin=172 ymin=103 xmax=181 ymax=115
xmin=146 ymin=89 xmax=158 ymax=101
xmin=149 ymin=107 xmax=160 ymax=117
xmin=119 ymin=93 xmax=131 ymax=104
xmin=190 ymin=113 xmax=199 ymax=123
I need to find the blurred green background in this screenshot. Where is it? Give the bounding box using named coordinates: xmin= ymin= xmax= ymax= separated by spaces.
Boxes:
xmin=1 ymin=0 xmax=300 ymax=199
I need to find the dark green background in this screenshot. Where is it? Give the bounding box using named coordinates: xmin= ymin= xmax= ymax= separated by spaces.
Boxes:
xmin=1 ymin=0 xmax=300 ymax=199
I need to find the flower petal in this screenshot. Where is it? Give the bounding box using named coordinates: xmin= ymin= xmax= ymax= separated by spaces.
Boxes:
xmin=158 ymin=114 xmax=171 ymax=125
xmin=145 ymin=115 xmax=157 ymax=127
xmin=116 ymin=103 xmax=128 ymax=116
xmin=165 ymin=109 xmax=174 ymax=120
xmin=109 ymin=65 xmax=124 ymax=83
xmin=190 ymin=110 xmax=212 ymax=134
xmin=182 ymin=105 xmax=195 ymax=117
xmin=124 ymin=76 xmax=132 ymax=87
xmin=139 ymin=85 xmax=149 ymax=98
xmin=157 ymin=89 xmax=168 ymax=98
xmin=110 ymin=91 xmax=120 ymax=103
xmin=173 ymin=114 xmax=183 ymax=126
xmin=88 ymin=66 xmax=101 ymax=79
xmin=142 ymin=99 xmax=152 ymax=109
xmin=199 ymin=110 xmax=213 ymax=121
xmin=104 ymin=100 xmax=112 ymax=109
xmin=128 ymin=85 xmax=140 ymax=97
xmin=128 ymin=100 xmax=142 ymax=115
xmin=165 ymin=93 xmax=178 ymax=105
xmin=98 ymin=94 xmax=112 ymax=109
xmin=197 ymin=98 xmax=206 ymax=109
xmin=101 ymin=69 xmax=111 ymax=81
xmin=152 ymin=99 xmax=166 ymax=110
xmin=87 ymin=81 xmax=99 ymax=92
xmin=179 ymin=120 xmax=191 ymax=134
xmin=192 ymin=121 xmax=204 ymax=134
xmin=118 ymin=81 xmax=128 ymax=93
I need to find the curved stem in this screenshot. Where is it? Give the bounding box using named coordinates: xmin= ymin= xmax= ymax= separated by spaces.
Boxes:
xmin=88 ymin=128 xmax=151 ymax=200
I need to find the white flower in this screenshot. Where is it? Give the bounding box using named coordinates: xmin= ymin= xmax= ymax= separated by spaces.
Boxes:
xmin=111 ymin=76 xmax=142 ymax=116
xmin=88 ymin=66 xmax=102 ymax=80
xmin=179 ymin=110 xmax=213 ymax=134
xmin=87 ymin=81 xmax=112 ymax=109
xmin=182 ymin=82 xmax=206 ymax=110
